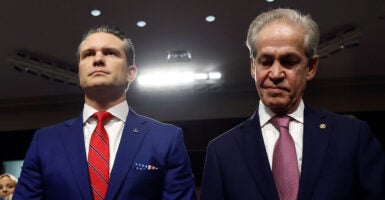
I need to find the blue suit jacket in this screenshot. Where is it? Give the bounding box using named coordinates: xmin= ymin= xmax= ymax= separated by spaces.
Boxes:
xmin=201 ymin=106 xmax=385 ymax=200
xmin=14 ymin=108 xmax=196 ymax=200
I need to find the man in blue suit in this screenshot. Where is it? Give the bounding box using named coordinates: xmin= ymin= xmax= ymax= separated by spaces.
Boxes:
xmin=201 ymin=8 xmax=385 ymax=200
xmin=14 ymin=25 xmax=196 ymax=200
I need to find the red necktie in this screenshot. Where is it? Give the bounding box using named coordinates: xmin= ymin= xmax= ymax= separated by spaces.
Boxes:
xmin=88 ymin=111 xmax=113 ymax=200
xmin=271 ymin=115 xmax=299 ymax=200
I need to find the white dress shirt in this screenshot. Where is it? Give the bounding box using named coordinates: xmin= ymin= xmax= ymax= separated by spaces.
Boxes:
xmin=258 ymin=100 xmax=304 ymax=173
xmin=83 ymin=101 xmax=129 ymax=172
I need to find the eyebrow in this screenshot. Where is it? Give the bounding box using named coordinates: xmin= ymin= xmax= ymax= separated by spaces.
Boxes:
xmin=80 ymin=46 xmax=121 ymax=55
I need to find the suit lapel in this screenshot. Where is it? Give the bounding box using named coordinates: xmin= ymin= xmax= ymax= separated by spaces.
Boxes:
xmin=298 ymin=106 xmax=331 ymax=200
xmin=106 ymin=108 xmax=148 ymax=199
xmin=235 ymin=112 xmax=279 ymax=200
xmin=61 ymin=115 xmax=93 ymax=200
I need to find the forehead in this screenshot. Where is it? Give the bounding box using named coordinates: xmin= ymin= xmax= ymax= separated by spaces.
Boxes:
xmin=256 ymin=23 xmax=305 ymax=54
xmin=0 ymin=176 xmax=13 ymax=183
xmin=79 ymin=32 xmax=124 ymax=51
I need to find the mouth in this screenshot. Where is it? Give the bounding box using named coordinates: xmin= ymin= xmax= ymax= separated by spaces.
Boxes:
xmin=88 ymin=70 xmax=110 ymax=76
xmin=265 ymin=86 xmax=289 ymax=92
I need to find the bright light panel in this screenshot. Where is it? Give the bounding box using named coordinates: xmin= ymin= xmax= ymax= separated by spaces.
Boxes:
xmin=138 ymin=72 xmax=194 ymax=87
xmin=194 ymin=73 xmax=208 ymax=80
xmin=137 ymin=71 xmax=221 ymax=87
xmin=209 ymin=72 xmax=221 ymax=79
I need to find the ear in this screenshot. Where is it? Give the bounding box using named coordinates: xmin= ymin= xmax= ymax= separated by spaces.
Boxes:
xmin=306 ymin=55 xmax=318 ymax=81
xmin=250 ymin=58 xmax=256 ymax=80
xmin=127 ymin=65 xmax=137 ymax=82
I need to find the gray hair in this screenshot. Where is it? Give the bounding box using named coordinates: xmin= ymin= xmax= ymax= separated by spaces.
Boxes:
xmin=246 ymin=8 xmax=320 ymax=59
xmin=76 ymin=25 xmax=135 ymax=66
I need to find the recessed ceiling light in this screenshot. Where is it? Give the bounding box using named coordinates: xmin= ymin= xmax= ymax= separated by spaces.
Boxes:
xmin=266 ymin=0 xmax=275 ymax=2
xmin=137 ymin=21 xmax=147 ymax=28
xmin=90 ymin=9 xmax=101 ymax=17
xmin=205 ymin=15 xmax=216 ymax=23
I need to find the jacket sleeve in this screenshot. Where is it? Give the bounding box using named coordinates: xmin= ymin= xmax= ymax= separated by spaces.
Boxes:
xmin=200 ymin=141 xmax=225 ymax=200
xmin=357 ymin=121 xmax=385 ymax=199
xmin=162 ymin=128 xmax=196 ymax=200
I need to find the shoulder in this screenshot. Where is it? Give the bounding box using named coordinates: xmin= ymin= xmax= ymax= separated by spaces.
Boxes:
xmin=31 ymin=116 xmax=82 ymax=144
xmin=142 ymin=114 xmax=180 ymax=130
xmin=136 ymin=113 xmax=181 ymax=132
xmin=36 ymin=116 xmax=81 ymax=133
xmin=305 ymin=106 xmax=374 ymax=143
xmin=129 ymin=112 xmax=183 ymax=143
xmin=307 ymin=106 xmax=369 ymax=128
xmin=208 ymin=118 xmax=253 ymax=149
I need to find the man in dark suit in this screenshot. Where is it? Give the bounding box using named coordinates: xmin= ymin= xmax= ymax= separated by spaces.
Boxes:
xmin=201 ymin=8 xmax=385 ymax=200
xmin=14 ymin=25 xmax=196 ymax=200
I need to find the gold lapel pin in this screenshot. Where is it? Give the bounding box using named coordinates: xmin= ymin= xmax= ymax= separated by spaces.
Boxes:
xmin=319 ymin=123 xmax=327 ymax=129
xmin=133 ymin=128 xmax=139 ymax=133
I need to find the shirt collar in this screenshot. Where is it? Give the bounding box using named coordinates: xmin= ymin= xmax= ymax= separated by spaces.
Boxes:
xmin=83 ymin=100 xmax=129 ymax=123
xmin=258 ymin=99 xmax=304 ymax=127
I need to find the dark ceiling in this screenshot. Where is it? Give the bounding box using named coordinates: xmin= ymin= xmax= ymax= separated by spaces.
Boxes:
xmin=0 ymin=0 xmax=384 ymax=100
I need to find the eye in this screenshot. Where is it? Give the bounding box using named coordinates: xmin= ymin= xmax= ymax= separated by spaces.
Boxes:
xmin=257 ymin=56 xmax=274 ymax=67
xmin=82 ymin=51 xmax=95 ymax=58
xmin=280 ymin=55 xmax=301 ymax=68
xmin=103 ymin=49 xmax=118 ymax=56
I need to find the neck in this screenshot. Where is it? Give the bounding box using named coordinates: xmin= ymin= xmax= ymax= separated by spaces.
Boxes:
xmin=84 ymin=88 xmax=126 ymax=111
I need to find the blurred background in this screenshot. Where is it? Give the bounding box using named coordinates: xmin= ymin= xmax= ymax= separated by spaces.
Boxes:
xmin=1 ymin=0 xmax=385 ymax=188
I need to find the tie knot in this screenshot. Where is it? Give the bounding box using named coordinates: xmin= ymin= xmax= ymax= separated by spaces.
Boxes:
xmin=92 ymin=111 xmax=113 ymax=124
xmin=271 ymin=115 xmax=291 ymax=130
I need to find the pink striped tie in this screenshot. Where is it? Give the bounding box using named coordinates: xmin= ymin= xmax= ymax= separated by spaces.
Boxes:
xmin=88 ymin=111 xmax=113 ymax=200
xmin=271 ymin=115 xmax=299 ymax=200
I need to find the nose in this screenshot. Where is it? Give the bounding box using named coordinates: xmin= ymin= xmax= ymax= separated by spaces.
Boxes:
xmin=268 ymin=61 xmax=285 ymax=83
xmin=93 ymin=51 xmax=105 ymax=67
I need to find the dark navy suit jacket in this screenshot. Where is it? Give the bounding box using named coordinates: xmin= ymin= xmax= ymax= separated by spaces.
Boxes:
xmin=201 ymin=106 xmax=385 ymax=200
xmin=14 ymin=108 xmax=196 ymax=200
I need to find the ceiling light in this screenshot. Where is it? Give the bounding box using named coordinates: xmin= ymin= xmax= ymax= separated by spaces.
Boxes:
xmin=137 ymin=71 xmax=222 ymax=88
xmin=266 ymin=0 xmax=275 ymax=2
xmin=208 ymin=72 xmax=221 ymax=80
xmin=90 ymin=9 xmax=101 ymax=17
xmin=137 ymin=72 xmax=194 ymax=87
xmin=194 ymin=73 xmax=208 ymax=80
xmin=167 ymin=50 xmax=192 ymax=62
xmin=205 ymin=15 xmax=216 ymax=23
xmin=137 ymin=21 xmax=147 ymax=28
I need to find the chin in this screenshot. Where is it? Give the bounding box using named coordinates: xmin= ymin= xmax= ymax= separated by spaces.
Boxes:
xmin=263 ymin=95 xmax=288 ymax=104
xmin=263 ymin=98 xmax=290 ymax=111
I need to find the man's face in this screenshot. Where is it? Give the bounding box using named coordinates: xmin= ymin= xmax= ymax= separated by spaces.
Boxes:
xmin=78 ymin=32 xmax=136 ymax=92
xmin=250 ymin=23 xmax=318 ymax=114
xmin=0 ymin=177 xmax=16 ymax=198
